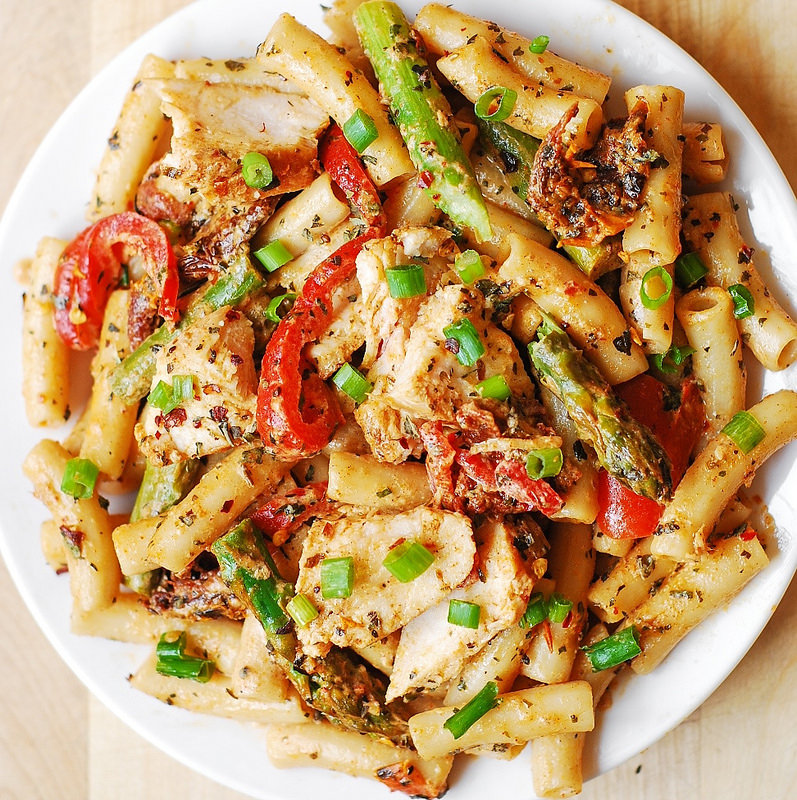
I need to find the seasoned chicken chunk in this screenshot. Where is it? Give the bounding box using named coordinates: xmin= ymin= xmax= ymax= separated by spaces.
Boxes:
xmin=295 ymin=506 xmax=476 ymax=657
xmin=356 ymin=283 xmax=540 ymax=462
xmin=386 ymin=518 xmax=534 ymax=701
xmin=138 ymin=78 xmax=329 ymax=268
xmin=136 ymin=306 xmax=257 ymax=464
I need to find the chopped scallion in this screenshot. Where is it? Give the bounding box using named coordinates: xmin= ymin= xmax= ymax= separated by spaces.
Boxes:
xmin=476 ymin=375 xmax=511 ymax=401
xmin=526 ymin=447 xmax=563 ymax=480
xmin=332 ymin=363 xmax=372 ymax=404
xmin=728 ymin=284 xmax=755 ymax=319
xmin=265 ymin=293 xmax=297 ymax=323
xmin=454 ymin=249 xmax=486 ymax=284
xmin=253 ymin=240 xmax=293 ymax=273
xmin=474 ymin=86 xmax=518 ymax=122
xmin=241 ymin=151 xmax=274 ymax=189
xmin=443 ymin=318 xmax=485 ymax=366
xmin=640 ymin=266 xmax=673 ymax=310
xmin=447 ymin=599 xmax=481 ymax=629
xmin=581 ymin=626 xmax=641 ymax=672
xmin=148 ymin=380 xmax=175 ymax=413
xmin=722 ymin=410 xmax=765 ymax=453
xmin=342 ymin=108 xmax=379 ymax=153
xmin=155 ymin=631 xmax=215 ymax=682
xmin=286 ymin=593 xmax=319 ymax=626
xmin=546 ymin=593 xmax=572 ymax=624
xmin=60 ymin=457 xmax=99 ymax=500
xmin=650 ymin=343 xmax=695 ymax=374
xmin=519 ymin=592 xmax=547 ymax=629
xmin=321 ymin=557 xmax=355 ymax=599
xmin=383 ymin=540 xmax=434 ymax=583
xmin=536 ymin=309 xmax=564 ymax=337
xmin=674 ymin=252 xmax=708 ymax=289
xmin=443 ymin=681 xmax=499 ymax=739
xmin=385 ymin=263 xmax=427 ymax=298
xmin=171 ymin=375 xmax=195 ymax=406
xmin=529 ymin=35 xmax=551 ymax=54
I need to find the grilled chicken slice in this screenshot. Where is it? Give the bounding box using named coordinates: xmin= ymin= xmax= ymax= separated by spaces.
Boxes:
xmin=295 ymin=506 xmax=476 ymax=657
xmin=136 ymin=306 xmax=258 ymax=464
xmin=138 ymin=77 xmax=329 ymax=268
xmin=386 ymin=518 xmax=534 ymax=701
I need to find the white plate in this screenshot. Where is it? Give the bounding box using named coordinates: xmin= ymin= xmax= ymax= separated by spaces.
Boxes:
xmin=1 ymin=1 xmax=796 ymax=798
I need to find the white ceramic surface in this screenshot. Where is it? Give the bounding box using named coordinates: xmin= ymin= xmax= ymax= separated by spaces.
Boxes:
xmin=1 ymin=1 xmax=795 ymax=798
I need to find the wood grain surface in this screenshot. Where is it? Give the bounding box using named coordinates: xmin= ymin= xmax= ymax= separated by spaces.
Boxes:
xmin=1 ymin=1 xmax=795 ymax=799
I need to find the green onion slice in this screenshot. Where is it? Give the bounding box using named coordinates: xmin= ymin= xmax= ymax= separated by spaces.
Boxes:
xmin=286 ymin=593 xmax=319 ymax=626
xmin=241 ymin=151 xmax=274 ymax=189
xmin=155 ymin=631 xmax=215 ymax=683
xmin=265 ymin=293 xmax=297 ymax=323
xmin=546 ymin=593 xmax=573 ymax=624
xmin=722 ymin=410 xmax=765 ymax=453
xmin=526 ymin=447 xmax=563 ymax=480
xmin=674 ymin=252 xmax=708 ymax=289
xmin=171 ymin=375 xmax=195 ymax=406
xmin=519 ymin=592 xmax=547 ymax=629
xmin=640 ymin=266 xmax=673 ymax=310
xmin=443 ymin=318 xmax=486 ymax=366
xmin=447 ymin=599 xmax=481 ymax=629
xmin=529 ymin=34 xmax=551 ymax=54
xmin=332 ymin=363 xmax=372 ymax=404
xmin=342 ymin=108 xmax=379 ymax=153
xmin=650 ymin=343 xmax=696 ymax=374
xmin=383 ymin=540 xmax=435 ymax=583
xmin=61 ymin=458 xmax=99 ymax=500
xmin=476 ymin=375 xmax=511 ymax=401
xmin=385 ymin=263 xmax=427 ymax=298
xmin=253 ymin=240 xmax=293 ymax=273
xmin=443 ymin=681 xmax=499 ymax=739
xmin=321 ymin=556 xmax=355 ymax=599
xmin=536 ymin=309 xmax=564 ymax=337
xmin=454 ymin=249 xmax=486 ymax=284
xmin=474 ymin=86 xmax=518 ymax=122
xmin=728 ymin=284 xmax=755 ymax=319
xmin=148 ymin=380 xmax=175 ymax=413
xmin=581 ymin=626 xmax=641 ymax=672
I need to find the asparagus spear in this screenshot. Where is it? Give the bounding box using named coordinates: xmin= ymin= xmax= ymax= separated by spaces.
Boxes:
xmin=477 ymin=118 xmax=619 ymax=278
xmin=354 ymin=0 xmax=491 ymax=242
xmin=124 ymin=458 xmax=203 ymax=595
xmin=110 ymin=256 xmax=264 ymax=403
xmin=529 ymin=329 xmax=672 ymax=503
xmin=212 ymin=520 xmax=412 ymax=746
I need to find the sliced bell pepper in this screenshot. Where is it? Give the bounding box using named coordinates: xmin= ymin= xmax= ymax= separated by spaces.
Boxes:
xmin=319 ymin=123 xmax=385 ymax=228
xmin=53 ymin=211 xmax=178 ymax=350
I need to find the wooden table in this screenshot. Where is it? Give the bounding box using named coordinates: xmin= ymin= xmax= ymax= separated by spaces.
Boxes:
xmin=1 ymin=1 xmax=795 ymax=798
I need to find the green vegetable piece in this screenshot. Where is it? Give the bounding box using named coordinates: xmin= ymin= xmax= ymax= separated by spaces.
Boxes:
xmin=728 ymin=283 xmax=755 ymax=319
xmin=476 ymin=375 xmax=511 ymax=401
xmin=529 ymin=35 xmax=550 ymax=54
xmin=286 ymin=594 xmax=319 ymax=627
xmin=385 ymin=263 xmax=427 ymax=298
xmin=474 ymin=86 xmax=517 ymax=122
xmin=265 ymin=292 xmax=297 ymax=323
xmin=519 ymin=592 xmax=547 ymax=629
xmin=241 ymin=151 xmax=274 ymax=189
xmin=581 ymin=626 xmax=641 ymax=671
xmin=447 ymin=599 xmax=481 ymax=629
xmin=254 ymin=240 xmax=293 ymax=273
xmin=155 ymin=632 xmax=215 ymax=682
xmin=60 ymin=458 xmax=99 ymax=499
xmin=343 ymin=108 xmax=379 ymax=153
xmin=321 ymin=557 xmax=355 ymax=599
xmin=443 ymin=318 xmax=485 ymax=366
xmin=722 ymin=410 xmax=765 ymax=453
xmin=546 ymin=593 xmax=572 ymax=623
xmin=383 ymin=540 xmax=434 ymax=583
xmin=526 ymin=447 xmax=563 ymax=480
xmin=355 ymin=1 xmax=491 ymax=241
xmin=640 ymin=266 xmax=673 ymax=310
xmin=529 ymin=329 xmax=672 ymax=502
xmin=332 ymin=363 xmax=372 ymax=404
xmin=674 ymin=252 xmax=708 ymax=289
xmin=443 ymin=681 xmax=498 ymax=739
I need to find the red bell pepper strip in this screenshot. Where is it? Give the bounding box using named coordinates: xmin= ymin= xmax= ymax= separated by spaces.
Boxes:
xmin=596 ymin=376 xmax=705 ymax=539
xmin=319 ymin=123 xmax=385 ymax=228
xmin=251 ymin=482 xmax=330 ymax=546
xmin=53 ymin=211 xmax=178 ymax=350
xmin=256 ymin=229 xmax=381 ymax=459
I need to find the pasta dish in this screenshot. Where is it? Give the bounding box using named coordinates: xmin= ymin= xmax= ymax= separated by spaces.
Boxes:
xmin=17 ymin=1 xmax=797 ymax=797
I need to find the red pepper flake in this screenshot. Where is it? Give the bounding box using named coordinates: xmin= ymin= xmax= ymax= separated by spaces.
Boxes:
xmin=60 ymin=526 xmax=85 ymax=556
xmin=203 ymin=384 xmax=222 ymax=394
xmin=163 ymin=407 xmax=187 ymax=429
xmin=210 ymin=405 xmax=228 ymax=422
xmin=417 ymin=170 xmax=434 ymax=189
xmin=561 ymin=610 xmax=573 ymax=629
xmin=230 ymin=353 xmax=243 ymax=366
xmin=225 ymin=309 xmax=241 ymax=321
xmin=220 ymin=499 xmax=234 ymax=513
xmin=740 ymin=527 xmax=757 ymax=542
xmin=541 ymin=619 xmax=554 ymax=652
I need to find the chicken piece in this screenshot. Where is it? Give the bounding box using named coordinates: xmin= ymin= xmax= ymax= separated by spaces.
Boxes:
xmin=357 ymin=226 xmax=460 ymax=372
xmin=295 ymin=506 xmax=476 ymax=657
xmin=138 ymin=78 xmax=329 ymax=269
xmin=136 ymin=306 xmax=258 ymax=465
xmin=386 ymin=518 xmax=534 ymax=701
xmin=356 ymin=283 xmax=541 ymax=462
xmin=528 ymin=102 xmax=653 ymax=246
